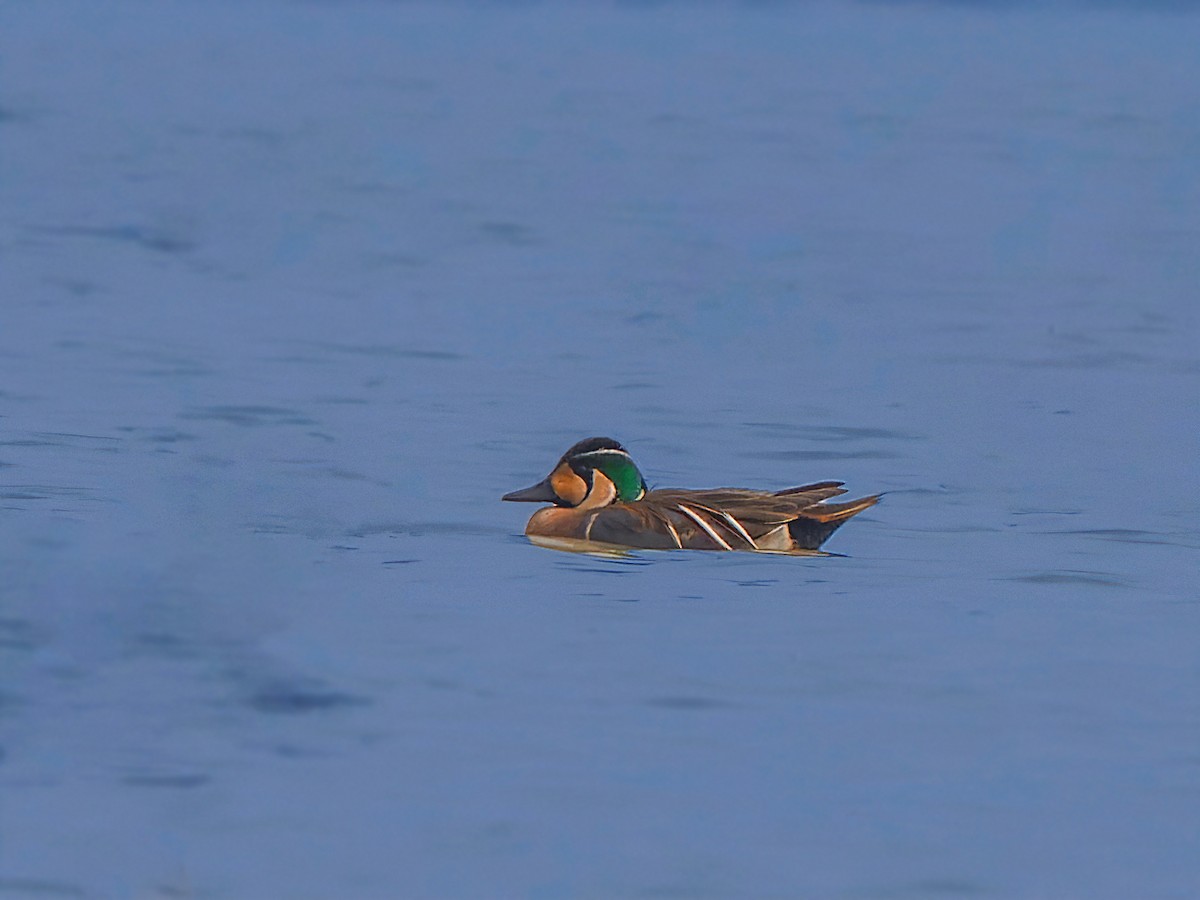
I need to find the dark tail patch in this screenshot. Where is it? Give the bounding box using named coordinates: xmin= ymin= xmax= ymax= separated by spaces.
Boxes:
xmin=788 ymin=495 xmax=880 ymax=549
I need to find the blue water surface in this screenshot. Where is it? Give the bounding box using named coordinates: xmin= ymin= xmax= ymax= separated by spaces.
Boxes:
xmin=1 ymin=2 xmax=1198 ymax=898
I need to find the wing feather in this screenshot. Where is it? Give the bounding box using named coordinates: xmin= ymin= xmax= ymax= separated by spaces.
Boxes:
xmin=675 ymin=504 xmax=732 ymax=550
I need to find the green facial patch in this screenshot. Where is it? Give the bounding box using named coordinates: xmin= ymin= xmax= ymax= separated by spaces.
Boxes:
xmin=575 ymin=451 xmax=646 ymax=502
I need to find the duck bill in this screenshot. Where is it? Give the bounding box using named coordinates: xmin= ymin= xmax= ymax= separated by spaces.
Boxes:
xmin=502 ymin=478 xmax=558 ymax=503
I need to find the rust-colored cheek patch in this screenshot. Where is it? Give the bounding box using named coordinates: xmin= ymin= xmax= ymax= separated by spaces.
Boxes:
xmin=550 ymin=463 xmax=588 ymax=506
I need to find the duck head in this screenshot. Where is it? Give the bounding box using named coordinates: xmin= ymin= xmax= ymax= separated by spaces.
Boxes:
xmin=503 ymin=437 xmax=648 ymax=509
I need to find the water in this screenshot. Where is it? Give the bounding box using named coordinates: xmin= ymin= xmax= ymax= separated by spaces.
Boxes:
xmin=2 ymin=2 xmax=1198 ymax=897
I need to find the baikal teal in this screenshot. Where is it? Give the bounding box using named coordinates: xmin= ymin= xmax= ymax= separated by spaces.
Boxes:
xmin=503 ymin=437 xmax=879 ymax=553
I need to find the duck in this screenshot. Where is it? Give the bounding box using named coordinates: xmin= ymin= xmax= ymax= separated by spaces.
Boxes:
xmin=502 ymin=437 xmax=879 ymax=552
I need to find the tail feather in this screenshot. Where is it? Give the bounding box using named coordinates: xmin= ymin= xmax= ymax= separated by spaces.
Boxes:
xmin=799 ymin=495 xmax=880 ymax=523
xmin=788 ymin=494 xmax=880 ymax=550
